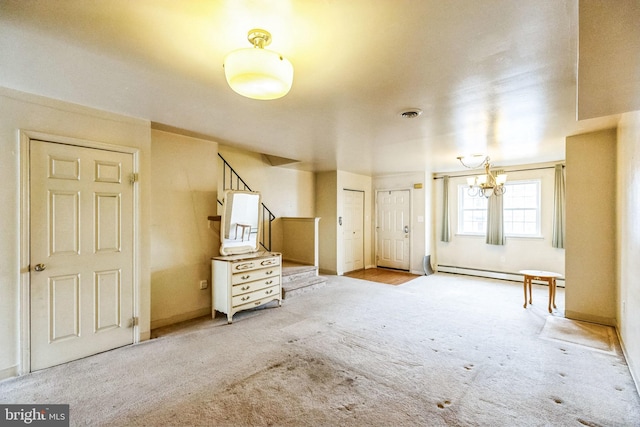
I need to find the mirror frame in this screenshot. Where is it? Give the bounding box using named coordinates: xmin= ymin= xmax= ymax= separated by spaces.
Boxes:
xmin=219 ymin=190 xmax=262 ymax=256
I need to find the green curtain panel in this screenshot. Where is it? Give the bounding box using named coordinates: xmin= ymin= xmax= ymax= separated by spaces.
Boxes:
xmin=552 ymin=164 xmax=565 ymax=249
xmin=486 ymin=170 xmax=506 ymax=245
xmin=441 ymin=176 xmax=451 ymax=242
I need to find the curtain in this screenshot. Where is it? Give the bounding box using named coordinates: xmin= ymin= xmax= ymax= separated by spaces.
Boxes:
xmin=486 ymin=170 xmax=506 ymax=245
xmin=552 ymin=164 xmax=565 ymax=249
xmin=441 ymin=176 xmax=450 ymax=242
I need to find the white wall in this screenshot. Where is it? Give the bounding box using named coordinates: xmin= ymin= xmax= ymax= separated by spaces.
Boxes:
xmin=433 ymin=164 xmax=565 ymax=278
xmin=316 ymin=171 xmax=338 ymax=274
xmin=566 ymin=129 xmax=617 ymax=326
xmin=0 ymin=87 xmax=151 ymax=379
xmin=150 ymin=130 xmax=218 ymax=329
xmin=617 ymin=111 xmax=640 ymax=385
xmin=374 ymin=172 xmax=429 ymax=275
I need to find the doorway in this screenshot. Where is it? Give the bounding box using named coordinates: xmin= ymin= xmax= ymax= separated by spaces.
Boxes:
xmin=342 ymin=189 xmax=364 ymax=273
xmin=376 ymin=189 xmax=411 ymax=270
xmin=24 ymin=135 xmax=138 ymax=371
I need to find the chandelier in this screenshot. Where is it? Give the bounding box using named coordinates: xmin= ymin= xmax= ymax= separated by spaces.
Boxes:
xmin=223 ymin=29 xmax=294 ymax=100
xmin=457 ymin=155 xmax=507 ymax=198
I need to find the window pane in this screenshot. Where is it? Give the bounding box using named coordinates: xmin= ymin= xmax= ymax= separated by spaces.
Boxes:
xmin=503 ymin=180 xmax=540 ymax=236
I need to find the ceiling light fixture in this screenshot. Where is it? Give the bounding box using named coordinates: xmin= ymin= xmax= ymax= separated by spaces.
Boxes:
xmin=223 ymin=29 xmax=294 ymax=100
xmin=457 ymin=155 xmax=507 ymax=198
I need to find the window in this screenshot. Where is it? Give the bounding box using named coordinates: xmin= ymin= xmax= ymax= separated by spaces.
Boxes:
xmin=458 ymin=187 xmax=487 ymax=234
xmin=458 ymin=180 xmax=541 ymax=236
xmin=503 ymin=180 xmax=540 ymax=236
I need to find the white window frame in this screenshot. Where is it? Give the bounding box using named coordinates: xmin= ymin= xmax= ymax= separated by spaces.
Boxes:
xmin=457 ymin=179 xmax=542 ymax=237
xmin=503 ymin=179 xmax=542 ymax=238
xmin=457 ymin=185 xmax=488 ymax=235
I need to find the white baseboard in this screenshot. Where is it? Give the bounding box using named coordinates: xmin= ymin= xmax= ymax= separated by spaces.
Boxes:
xmin=437 ymin=265 xmax=565 ymax=287
xmin=0 ymin=364 xmax=19 ymax=381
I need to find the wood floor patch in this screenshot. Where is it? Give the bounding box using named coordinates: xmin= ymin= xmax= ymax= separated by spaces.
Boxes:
xmin=344 ymin=268 xmax=420 ymax=286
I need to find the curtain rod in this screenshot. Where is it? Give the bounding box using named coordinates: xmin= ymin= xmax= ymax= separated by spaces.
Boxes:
xmin=432 ymin=164 xmax=564 ymax=180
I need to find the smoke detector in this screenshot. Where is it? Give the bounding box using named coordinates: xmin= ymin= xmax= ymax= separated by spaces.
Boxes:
xmin=399 ymin=108 xmax=423 ymax=118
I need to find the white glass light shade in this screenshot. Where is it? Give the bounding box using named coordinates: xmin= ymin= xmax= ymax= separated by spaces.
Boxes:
xmin=466 ymin=177 xmax=476 ymax=186
xmin=477 ymin=175 xmax=488 ymax=185
xmin=496 ymin=173 xmax=508 ymax=185
xmin=224 ymin=48 xmax=293 ymax=100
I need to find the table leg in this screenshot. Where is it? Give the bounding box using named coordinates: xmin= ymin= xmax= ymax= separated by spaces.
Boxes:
xmin=523 ymin=276 xmax=532 ymax=308
xmin=548 ymin=278 xmax=557 ymax=313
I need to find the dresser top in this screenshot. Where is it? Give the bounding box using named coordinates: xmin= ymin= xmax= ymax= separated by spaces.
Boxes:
xmin=212 ymin=251 xmax=280 ymax=262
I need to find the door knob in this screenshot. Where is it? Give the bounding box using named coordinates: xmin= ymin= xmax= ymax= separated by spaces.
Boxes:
xmin=404 ymin=225 xmax=410 ymax=233
xmin=33 ymin=263 xmax=46 ymax=272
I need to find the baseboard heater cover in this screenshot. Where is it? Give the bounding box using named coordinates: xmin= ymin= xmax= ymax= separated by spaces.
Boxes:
xmin=437 ymin=265 xmax=565 ymax=287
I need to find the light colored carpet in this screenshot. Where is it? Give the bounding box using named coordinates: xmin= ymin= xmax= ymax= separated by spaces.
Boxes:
xmin=540 ymin=316 xmax=617 ymax=355
xmin=1 ymin=273 xmax=639 ymax=426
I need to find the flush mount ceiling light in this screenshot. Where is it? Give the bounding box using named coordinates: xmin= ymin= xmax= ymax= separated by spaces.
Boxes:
xmin=457 ymin=154 xmax=507 ymax=198
xmin=223 ymin=29 xmax=294 ymax=100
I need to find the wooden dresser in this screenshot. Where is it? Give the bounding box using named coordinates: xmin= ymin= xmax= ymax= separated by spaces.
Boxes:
xmin=212 ymin=251 xmax=282 ymax=323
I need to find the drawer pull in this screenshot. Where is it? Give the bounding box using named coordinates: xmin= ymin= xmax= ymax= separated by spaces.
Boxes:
xmin=241 ymin=296 xmax=250 ymax=301
xmin=265 ymin=270 xmax=273 ymax=275
xmin=254 ymin=301 xmax=262 ymax=306
xmin=235 ymin=262 xmax=254 ymax=271
xmin=261 ymin=259 xmax=277 ymax=266
xmin=265 ymin=289 xmax=273 ymax=295
xmin=266 ymin=280 xmax=273 ymax=285
xmin=241 ymin=285 xmax=250 ymax=291
xmin=241 ymin=275 xmax=250 ymax=280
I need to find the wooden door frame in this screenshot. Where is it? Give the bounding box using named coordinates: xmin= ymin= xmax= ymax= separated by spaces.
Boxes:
xmin=374 ymin=188 xmax=413 ymax=271
xmin=19 ymin=130 xmax=141 ymax=375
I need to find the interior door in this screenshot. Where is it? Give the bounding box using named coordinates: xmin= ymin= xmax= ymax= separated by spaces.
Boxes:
xmin=343 ymin=189 xmax=364 ymax=273
xmin=376 ymin=189 xmax=410 ymax=270
xmin=30 ymin=140 xmax=135 ymax=371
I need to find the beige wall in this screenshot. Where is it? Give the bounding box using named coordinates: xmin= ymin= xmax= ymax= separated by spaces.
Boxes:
xmin=617 ymin=111 xmax=640 ymax=385
xmin=0 ymin=87 xmax=152 ymax=379
xmin=433 ymin=164 xmax=565 ymax=277
xmin=150 ymin=130 xmax=219 ymax=329
xmin=316 ymin=171 xmax=338 ymax=274
xmin=565 ymin=128 xmax=617 ymax=325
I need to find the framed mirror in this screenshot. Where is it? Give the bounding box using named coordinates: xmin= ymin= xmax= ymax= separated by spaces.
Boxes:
xmin=220 ymin=190 xmax=262 ymax=256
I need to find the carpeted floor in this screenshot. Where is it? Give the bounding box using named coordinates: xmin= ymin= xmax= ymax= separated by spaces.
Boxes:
xmin=1 ymin=273 xmax=639 ymax=426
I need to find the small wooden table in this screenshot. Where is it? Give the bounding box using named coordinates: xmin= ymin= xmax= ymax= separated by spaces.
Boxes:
xmin=519 ymin=270 xmax=563 ymax=313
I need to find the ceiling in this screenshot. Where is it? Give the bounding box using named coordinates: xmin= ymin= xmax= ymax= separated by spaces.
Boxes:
xmin=0 ymin=0 xmax=623 ymax=175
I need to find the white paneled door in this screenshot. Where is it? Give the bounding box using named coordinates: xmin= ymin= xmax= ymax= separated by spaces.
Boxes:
xmin=30 ymin=140 xmax=135 ymax=371
xmin=343 ymin=189 xmax=364 ymax=273
xmin=376 ymin=189 xmax=410 ymax=270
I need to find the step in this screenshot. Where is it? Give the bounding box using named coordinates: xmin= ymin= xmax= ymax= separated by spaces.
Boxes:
xmin=281 ymin=261 xmax=328 ymax=299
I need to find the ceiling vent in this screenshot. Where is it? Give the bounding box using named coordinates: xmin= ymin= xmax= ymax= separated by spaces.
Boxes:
xmin=399 ymin=109 xmax=423 ymax=118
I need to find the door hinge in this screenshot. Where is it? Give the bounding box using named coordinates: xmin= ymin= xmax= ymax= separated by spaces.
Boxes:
xmin=129 ymin=173 xmax=139 ymax=184
xmin=129 ymin=316 xmax=139 ymax=327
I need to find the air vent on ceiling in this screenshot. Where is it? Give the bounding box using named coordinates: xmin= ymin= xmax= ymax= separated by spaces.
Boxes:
xmin=399 ymin=109 xmax=423 ymax=118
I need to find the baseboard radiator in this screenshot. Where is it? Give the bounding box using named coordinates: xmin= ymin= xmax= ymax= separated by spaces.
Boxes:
xmin=437 ymin=264 xmax=565 ymax=287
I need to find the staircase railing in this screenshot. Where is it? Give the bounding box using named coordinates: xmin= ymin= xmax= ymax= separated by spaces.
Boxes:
xmin=218 ymin=153 xmax=276 ymax=251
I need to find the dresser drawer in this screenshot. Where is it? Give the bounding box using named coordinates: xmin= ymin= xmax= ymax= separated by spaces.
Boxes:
xmin=232 ymin=284 xmax=281 ymax=307
xmin=232 ymin=266 xmax=280 ymax=285
xmin=232 ymin=276 xmax=280 ymax=296
xmin=231 ymin=256 xmax=280 ymax=273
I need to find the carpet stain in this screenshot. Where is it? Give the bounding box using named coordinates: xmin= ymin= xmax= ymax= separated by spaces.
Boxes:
xmin=577 ymin=418 xmax=604 ymax=427
xmin=437 ymin=400 xmax=452 ymax=409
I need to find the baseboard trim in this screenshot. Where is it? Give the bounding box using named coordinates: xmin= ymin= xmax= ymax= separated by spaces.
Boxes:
xmin=564 ymin=310 xmax=616 ymax=327
xmin=0 ymin=364 xmax=19 ymax=381
xmin=615 ymin=327 xmax=640 ymax=396
xmin=437 ymin=265 xmax=565 ymax=287
xmin=150 ymin=307 xmax=212 ymax=330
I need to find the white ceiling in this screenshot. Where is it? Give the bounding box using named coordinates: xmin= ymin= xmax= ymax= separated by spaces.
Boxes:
xmin=0 ymin=0 xmax=622 ymax=175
